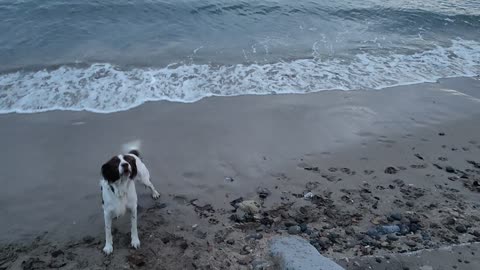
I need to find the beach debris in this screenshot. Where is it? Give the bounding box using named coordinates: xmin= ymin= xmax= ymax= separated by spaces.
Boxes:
xmin=303 ymin=192 xmax=314 ymax=200
xmin=257 ymin=187 xmax=271 ymax=199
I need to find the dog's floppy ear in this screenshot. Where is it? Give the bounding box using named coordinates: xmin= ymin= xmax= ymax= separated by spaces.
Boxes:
xmin=101 ymin=156 xmax=120 ymax=182
xmin=123 ymin=155 xmax=138 ymax=179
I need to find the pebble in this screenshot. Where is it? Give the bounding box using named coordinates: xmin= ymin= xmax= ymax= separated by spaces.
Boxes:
xmin=387 ymin=234 xmax=399 ymax=241
xmin=288 ymin=225 xmax=301 ymax=235
xmin=405 ymin=240 xmax=417 ymax=247
xmin=390 ymin=213 xmax=402 ymax=221
xmin=472 ymin=230 xmax=480 ymax=237
xmin=445 ymin=166 xmax=455 ymax=173
xmin=299 ymin=223 xmax=308 ymax=232
xmin=375 ymin=257 xmax=382 ymax=263
xmin=385 ymin=167 xmax=398 ymax=174
xmin=247 ymin=233 xmax=263 ymax=240
xmin=455 ymin=225 xmax=467 ymax=233
xmin=406 ymin=201 xmax=415 ymax=207
xmin=226 ymin=239 xmax=235 ymax=245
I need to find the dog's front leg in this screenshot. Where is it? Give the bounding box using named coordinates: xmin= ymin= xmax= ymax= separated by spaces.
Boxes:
xmin=103 ymin=211 xmax=114 ymax=254
xmin=130 ymin=207 xmax=140 ymax=249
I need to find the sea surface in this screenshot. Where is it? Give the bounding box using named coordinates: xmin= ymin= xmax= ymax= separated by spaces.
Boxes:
xmin=0 ymin=0 xmax=479 ymax=113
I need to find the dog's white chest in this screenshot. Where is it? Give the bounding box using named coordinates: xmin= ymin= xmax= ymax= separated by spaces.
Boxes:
xmin=101 ymin=179 xmax=136 ymax=218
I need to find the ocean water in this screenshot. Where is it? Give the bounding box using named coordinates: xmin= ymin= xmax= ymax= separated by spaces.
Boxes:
xmin=0 ymin=0 xmax=479 ymax=113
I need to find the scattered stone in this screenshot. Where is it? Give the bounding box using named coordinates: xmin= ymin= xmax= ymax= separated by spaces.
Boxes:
xmin=252 ymin=259 xmax=271 ymax=270
xmin=455 ymin=225 xmax=467 ymax=234
xmin=445 ymin=166 xmax=455 ymax=173
xmin=225 ymin=177 xmax=234 ymax=183
xmin=385 ymin=167 xmax=398 ymax=174
xmin=387 ymin=235 xmax=399 ymax=241
xmin=288 ymin=225 xmax=302 ymax=235
xmin=405 ymin=240 xmax=417 ymax=247
xmin=237 ymin=256 xmax=253 ymax=265
xmin=390 ymin=213 xmax=402 ymax=221
xmin=226 ymin=239 xmax=235 ymax=245
xmin=375 ymin=257 xmax=382 ymax=263
xmin=406 ymin=201 xmax=415 ymax=207
xmin=247 ymin=233 xmax=263 ymax=240
xmin=238 ymin=200 xmax=260 ymax=214
xmin=472 ymin=230 xmax=480 ymax=237
xmin=257 ymin=187 xmax=271 ymax=199
xmin=270 ymin=237 xmax=344 ymax=270
xmin=299 ymin=223 xmax=308 ymax=232
xmin=438 ymin=132 xmax=445 ymax=136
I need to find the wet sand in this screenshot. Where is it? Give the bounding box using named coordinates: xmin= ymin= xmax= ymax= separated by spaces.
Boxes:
xmin=1 ymin=76 xmax=480 ymax=269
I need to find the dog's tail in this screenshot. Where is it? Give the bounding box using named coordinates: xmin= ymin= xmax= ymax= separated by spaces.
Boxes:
xmin=122 ymin=140 xmax=142 ymax=158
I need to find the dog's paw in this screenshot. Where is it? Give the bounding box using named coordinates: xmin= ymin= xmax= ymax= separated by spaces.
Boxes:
xmin=152 ymin=191 xmax=160 ymax=200
xmin=131 ymin=238 xmax=141 ymax=249
xmin=103 ymin=244 xmax=113 ymax=255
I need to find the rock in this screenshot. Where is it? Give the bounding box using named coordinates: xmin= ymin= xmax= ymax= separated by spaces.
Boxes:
xmin=238 ymin=200 xmax=260 ymax=214
xmin=288 ymin=225 xmax=302 ymax=235
xmin=270 ymin=236 xmax=344 ymax=270
xmin=226 ymin=239 xmax=235 ymax=245
xmin=455 ymin=225 xmax=467 ymax=234
xmin=257 ymin=187 xmax=271 ymax=199
xmin=192 ymin=224 xmax=198 ymax=230
xmin=304 ymin=166 xmax=319 ymax=171
xmin=390 ymin=213 xmax=402 ymax=221
xmin=377 ymin=225 xmax=400 ymax=235
xmin=445 ymin=166 xmax=455 ymax=173
xmin=225 ymin=177 xmax=234 ymax=182
xmin=299 ymin=223 xmax=308 ymax=232
xmin=127 ymin=254 xmax=146 ymax=267
xmin=51 ymin=249 xmax=64 ymax=258
xmin=405 ymin=240 xmax=417 ymax=247
xmin=387 ymin=234 xmax=399 ymax=241
xmin=409 ymin=223 xmax=421 ymax=233
xmin=385 ymin=167 xmax=398 ymax=174
xmin=247 ymin=233 xmax=263 ymax=240
xmin=375 ymin=257 xmax=382 ymax=263
xmin=438 ymin=132 xmax=445 ymax=136
xmin=472 ymin=230 xmax=480 ymax=237
xmin=406 ymin=201 xmax=415 ymax=207
xmin=179 ymin=241 xmax=188 ymax=250
xmin=345 ymin=228 xmax=355 ymax=236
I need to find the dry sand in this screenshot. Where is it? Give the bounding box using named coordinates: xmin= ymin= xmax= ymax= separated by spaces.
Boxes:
xmin=0 ymin=76 xmax=480 ymax=269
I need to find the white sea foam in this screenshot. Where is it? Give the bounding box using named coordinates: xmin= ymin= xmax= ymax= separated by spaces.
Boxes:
xmin=0 ymin=39 xmax=479 ymax=114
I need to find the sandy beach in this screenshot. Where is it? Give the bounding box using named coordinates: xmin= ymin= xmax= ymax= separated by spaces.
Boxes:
xmin=1 ymin=76 xmax=480 ymax=270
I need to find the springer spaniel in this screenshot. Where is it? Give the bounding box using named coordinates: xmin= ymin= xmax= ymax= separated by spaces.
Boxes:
xmin=100 ymin=142 xmax=160 ymax=254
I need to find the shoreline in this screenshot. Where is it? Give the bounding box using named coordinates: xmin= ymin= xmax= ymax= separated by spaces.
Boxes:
xmin=1 ymin=76 xmax=480 ymax=269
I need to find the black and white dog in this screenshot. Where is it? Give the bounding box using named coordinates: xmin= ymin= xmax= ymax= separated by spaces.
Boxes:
xmin=100 ymin=142 xmax=160 ymax=254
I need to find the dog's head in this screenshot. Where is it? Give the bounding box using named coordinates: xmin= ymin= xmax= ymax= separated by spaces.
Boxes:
xmin=101 ymin=155 xmax=138 ymax=182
